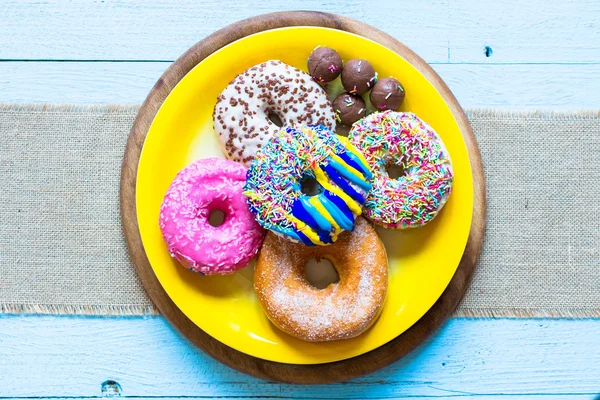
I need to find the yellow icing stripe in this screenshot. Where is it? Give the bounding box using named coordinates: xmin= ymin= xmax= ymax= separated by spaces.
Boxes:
xmin=313 ymin=166 xmax=362 ymax=215
xmin=348 ymin=146 xmax=371 ymax=172
xmin=337 ymin=136 xmax=350 ymax=146
xmin=339 ymin=136 xmax=371 ymax=171
xmin=330 ymin=153 xmax=367 ymax=181
xmin=287 ymin=215 xmax=325 ymax=245
xmin=309 ymin=196 xmax=341 ymax=236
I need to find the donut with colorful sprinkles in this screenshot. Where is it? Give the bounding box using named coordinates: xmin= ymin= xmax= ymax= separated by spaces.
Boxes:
xmin=348 ymin=111 xmax=453 ymax=229
xmin=243 ymin=125 xmax=373 ymax=245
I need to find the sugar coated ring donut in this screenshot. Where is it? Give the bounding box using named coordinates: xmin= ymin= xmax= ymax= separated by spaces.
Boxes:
xmin=159 ymin=158 xmax=265 ymax=275
xmin=254 ymin=217 xmax=388 ymax=342
xmin=213 ymin=60 xmax=336 ymax=167
xmin=243 ymin=125 xmax=373 ymax=246
xmin=348 ymin=111 xmax=453 ymax=229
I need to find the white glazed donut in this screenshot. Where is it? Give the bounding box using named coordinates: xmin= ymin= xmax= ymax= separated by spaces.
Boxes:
xmin=213 ymin=60 xmax=336 ymax=166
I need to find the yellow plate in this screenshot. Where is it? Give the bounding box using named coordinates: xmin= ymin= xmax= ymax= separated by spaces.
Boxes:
xmin=137 ymin=27 xmax=473 ymax=364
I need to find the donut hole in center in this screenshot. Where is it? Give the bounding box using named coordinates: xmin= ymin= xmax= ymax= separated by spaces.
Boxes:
xmin=267 ymin=112 xmax=284 ymax=127
xmin=386 ymin=162 xmax=406 ymax=180
xmin=300 ymin=176 xmax=323 ymax=196
xmin=305 ymin=258 xmax=340 ymax=289
xmin=208 ymin=209 xmax=226 ymax=227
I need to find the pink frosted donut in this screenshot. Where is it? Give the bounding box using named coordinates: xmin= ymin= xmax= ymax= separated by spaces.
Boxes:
xmin=159 ymin=158 xmax=265 ymax=275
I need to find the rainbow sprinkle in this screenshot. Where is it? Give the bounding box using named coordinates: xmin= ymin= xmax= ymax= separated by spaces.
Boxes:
xmin=243 ymin=125 xmax=372 ymax=245
xmin=348 ymin=111 xmax=453 ymax=229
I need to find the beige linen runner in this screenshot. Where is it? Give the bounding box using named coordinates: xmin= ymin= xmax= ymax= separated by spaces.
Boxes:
xmin=0 ymin=104 xmax=598 ymax=317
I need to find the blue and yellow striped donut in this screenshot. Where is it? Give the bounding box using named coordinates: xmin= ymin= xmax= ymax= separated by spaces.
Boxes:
xmin=243 ymin=125 xmax=372 ymax=246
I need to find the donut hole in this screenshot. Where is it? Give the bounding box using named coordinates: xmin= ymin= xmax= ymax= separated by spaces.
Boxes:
xmin=300 ymin=176 xmax=323 ymax=196
xmin=386 ymin=163 xmax=406 ymax=180
xmin=208 ymin=209 xmax=226 ymax=227
xmin=305 ymin=258 xmax=340 ymax=289
xmin=267 ymin=112 xmax=284 ymax=127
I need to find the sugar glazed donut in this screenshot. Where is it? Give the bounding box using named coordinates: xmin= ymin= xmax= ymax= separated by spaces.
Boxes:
xmin=244 ymin=125 xmax=372 ymax=245
xmin=159 ymin=158 xmax=265 ymax=275
xmin=213 ymin=60 xmax=336 ymax=166
xmin=254 ymin=217 xmax=388 ymax=342
xmin=349 ymin=111 xmax=453 ymax=229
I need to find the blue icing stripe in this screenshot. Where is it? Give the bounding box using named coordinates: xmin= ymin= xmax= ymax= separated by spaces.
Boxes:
xmin=328 ymin=158 xmax=372 ymax=192
xmin=294 ymin=229 xmax=316 ymax=246
xmin=339 ymin=151 xmax=372 ymax=179
xmin=322 ymin=163 xmax=366 ymax=203
xmin=323 ymin=190 xmax=355 ymax=223
xmin=319 ymin=194 xmax=353 ymax=231
xmin=300 ymin=197 xmax=332 ymax=233
xmin=316 ymin=228 xmax=333 ymax=244
xmin=269 ymin=224 xmax=291 ymax=236
xmin=291 ymin=198 xmax=333 ymax=244
xmin=291 ymin=198 xmax=320 ymax=232
xmin=283 ymin=229 xmax=302 ymax=242
xmin=269 ymin=225 xmax=305 ymax=243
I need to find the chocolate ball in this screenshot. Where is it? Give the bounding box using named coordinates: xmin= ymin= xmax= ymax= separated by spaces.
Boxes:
xmin=341 ymin=59 xmax=376 ymax=95
xmin=370 ymin=78 xmax=405 ymax=111
xmin=307 ymin=47 xmax=342 ymax=83
xmin=333 ymin=93 xmax=367 ymax=126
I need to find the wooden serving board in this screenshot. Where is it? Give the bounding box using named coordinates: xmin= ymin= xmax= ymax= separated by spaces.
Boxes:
xmin=120 ymin=11 xmax=486 ymax=384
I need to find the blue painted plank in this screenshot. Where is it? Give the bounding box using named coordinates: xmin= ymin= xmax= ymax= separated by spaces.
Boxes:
xmin=1 ymin=396 xmax=595 ymax=400
xmin=0 ymin=0 xmax=448 ymax=63
xmin=0 ymin=62 xmax=598 ymax=108
xmin=1 ymin=0 xmax=598 ymax=63
xmin=0 ymin=316 xmax=598 ymax=397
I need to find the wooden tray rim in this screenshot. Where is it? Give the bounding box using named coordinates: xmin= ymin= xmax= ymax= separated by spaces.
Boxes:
xmin=120 ymin=10 xmax=486 ymax=384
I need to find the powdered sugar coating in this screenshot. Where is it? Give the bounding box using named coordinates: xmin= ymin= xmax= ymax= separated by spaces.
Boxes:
xmin=213 ymin=60 xmax=336 ymax=167
xmin=159 ymin=158 xmax=265 ymax=275
xmin=349 ymin=111 xmax=453 ymax=229
xmin=254 ymin=218 xmax=388 ymax=342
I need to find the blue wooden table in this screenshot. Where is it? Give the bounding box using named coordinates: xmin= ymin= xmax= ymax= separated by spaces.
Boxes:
xmin=1 ymin=1 xmax=599 ymax=398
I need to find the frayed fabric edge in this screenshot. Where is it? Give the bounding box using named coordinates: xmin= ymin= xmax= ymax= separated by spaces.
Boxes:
xmin=1 ymin=104 xmax=598 ymax=121
xmin=465 ymin=108 xmax=600 ymax=121
xmin=1 ymin=303 xmax=159 ymax=316
xmin=2 ymin=303 xmax=598 ymax=318
xmin=0 ymin=103 xmax=140 ymax=114
xmin=453 ymin=308 xmax=600 ymax=319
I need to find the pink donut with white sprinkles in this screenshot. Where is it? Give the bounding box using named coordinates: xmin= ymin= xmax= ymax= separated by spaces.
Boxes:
xmin=159 ymin=158 xmax=265 ymax=275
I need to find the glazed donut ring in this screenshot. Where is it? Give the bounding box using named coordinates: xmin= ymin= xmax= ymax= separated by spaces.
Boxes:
xmin=159 ymin=158 xmax=265 ymax=275
xmin=213 ymin=60 xmax=336 ymax=166
xmin=254 ymin=217 xmax=388 ymax=342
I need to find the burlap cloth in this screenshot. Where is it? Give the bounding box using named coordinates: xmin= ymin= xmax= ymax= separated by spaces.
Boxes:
xmin=0 ymin=104 xmax=598 ymax=317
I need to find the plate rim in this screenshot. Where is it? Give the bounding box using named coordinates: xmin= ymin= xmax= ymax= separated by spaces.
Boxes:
xmin=137 ymin=26 xmax=473 ymax=364
xmin=120 ymin=10 xmax=486 ymax=384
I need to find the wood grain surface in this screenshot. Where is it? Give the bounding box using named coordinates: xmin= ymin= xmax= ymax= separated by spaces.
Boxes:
xmin=0 ymin=316 xmax=598 ymax=398
xmin=2 ymin=0 xmax=598 ymax=63
xmin=0 ymin=61 xmax=600 ymax=110
xmin=1 ymin=62 xmax=599 ymax=107
xmin=120 ymin=11 xmax=486 ymax=384
xmin=1 ymin=0 xmax=598 ymax=396
xmin=2 ymin=0 xmax=599 ymax=107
